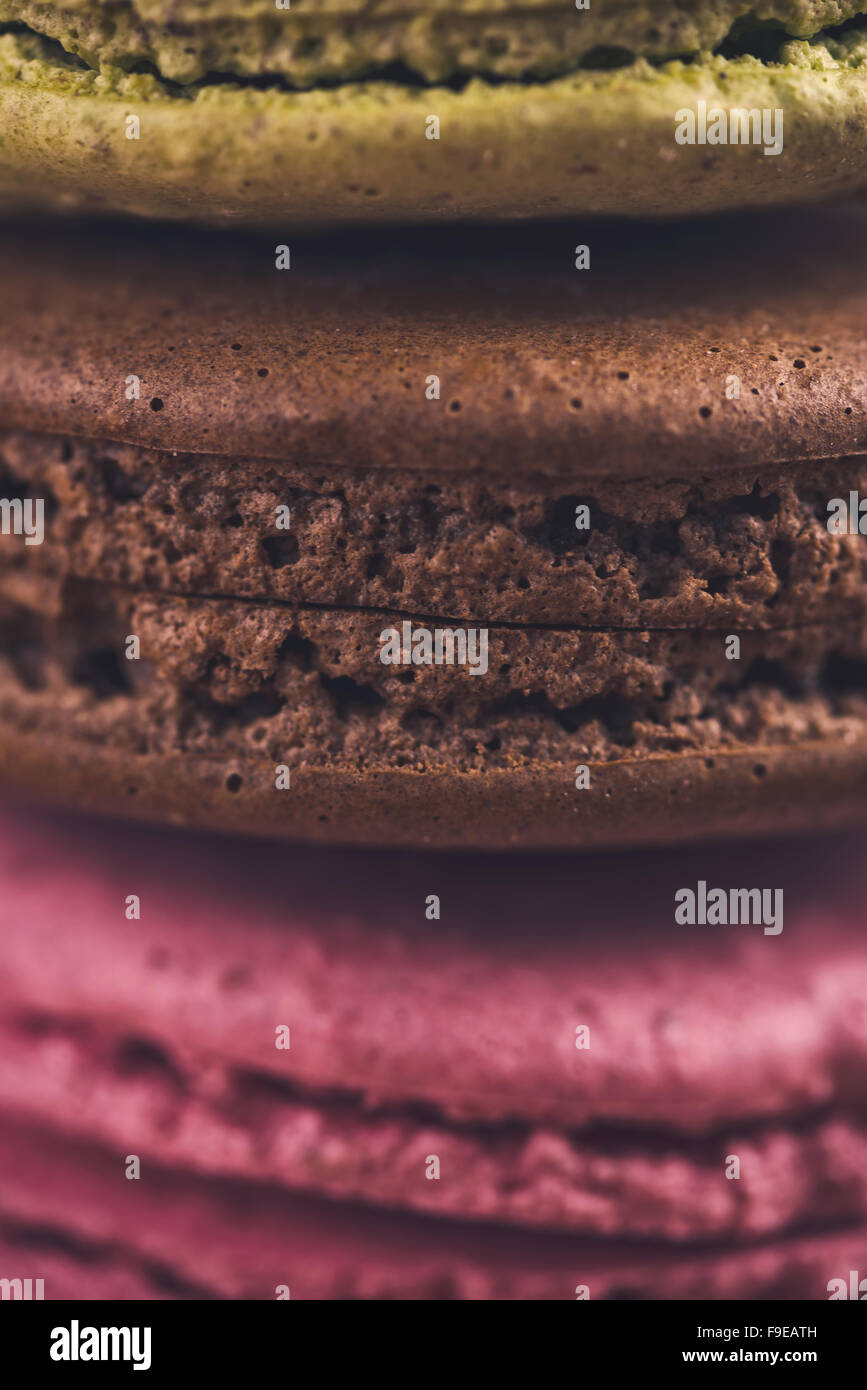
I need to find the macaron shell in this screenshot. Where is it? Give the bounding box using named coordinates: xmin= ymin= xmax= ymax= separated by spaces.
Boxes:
xmin=0 ymin=213 xmax=864 ymax=480
xmin=4 ymin=736 xmax=867 ymax=847
xmin=3 ymin=29 xmax=867 ymax=223
xmin=0 ymin=805 xmax=864 ymax=1131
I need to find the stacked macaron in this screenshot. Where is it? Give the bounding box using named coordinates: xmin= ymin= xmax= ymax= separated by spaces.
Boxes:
xmin=0 ymin=0 xmax=866 ymax=1307
xmin=0 ymin=209 xmax=866 ymax=847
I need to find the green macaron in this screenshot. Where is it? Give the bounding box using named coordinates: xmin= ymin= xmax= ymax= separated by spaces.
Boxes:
xmin=1 ymin=1 xmax=866 ymax=222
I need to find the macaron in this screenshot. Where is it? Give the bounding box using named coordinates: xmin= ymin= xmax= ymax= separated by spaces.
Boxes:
xmin=1 ymin=210 xmax=866 ymax=849
xmin=1 ymin=1 xmax=867 ymax=223
xmin=1 ymin=802 xmax=866 ymax=1298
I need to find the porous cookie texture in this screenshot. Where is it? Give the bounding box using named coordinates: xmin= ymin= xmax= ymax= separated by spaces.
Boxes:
xmin=2 ymin=570 xmax=866 ymax=780
xmin=3 ymin=1 xmax=862 ymax=86
xmin=0 ymin=215 xmax=865 ymax=846
xmin=1 ymin=3 xmax=867 ymax=221
xmin=4 ymin=433 xmax=867 ymax=630
xmin=1 ymin=807 xmax=866 ymax=1297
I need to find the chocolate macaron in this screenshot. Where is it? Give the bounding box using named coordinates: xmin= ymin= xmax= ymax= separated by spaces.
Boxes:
xmin=1 ymin=1 xmax=867 ymax=223
xmin=0 ymin=206 xmax=866 ymax=847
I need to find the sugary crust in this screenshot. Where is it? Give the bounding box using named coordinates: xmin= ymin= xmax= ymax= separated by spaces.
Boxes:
xmin=0 ymin=213 xmax=865 ymax=479
xmin=4 ymin=735 xmax=867 ymax=846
